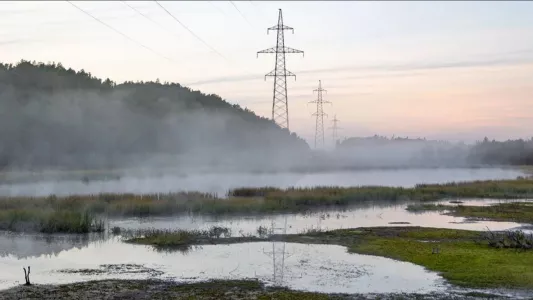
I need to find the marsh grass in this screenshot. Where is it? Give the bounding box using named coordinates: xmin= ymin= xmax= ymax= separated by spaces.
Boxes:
xmin=0 ymin=209 xmax=104 ymax=233
xmin=123 ymin=226 xmax=271 ymax=251
xmin=126 ymin=229 xmax=206 ymax=249
xmin=124 ymin=226 xmax=232 ymax=245
xmin=3 ymin=178 xmax=533 ymax=234
xmin=406 ymin=201 xmax=533 ymax=223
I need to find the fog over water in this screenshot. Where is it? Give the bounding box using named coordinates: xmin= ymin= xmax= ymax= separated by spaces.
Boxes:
xmin=0 ymin=167 xmax=525 ymax=197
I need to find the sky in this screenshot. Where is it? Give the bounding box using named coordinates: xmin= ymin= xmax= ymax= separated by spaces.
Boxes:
xmin=1 ymin=1 xmax=533 ymax=146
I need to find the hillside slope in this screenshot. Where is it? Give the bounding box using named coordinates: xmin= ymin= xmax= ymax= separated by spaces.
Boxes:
xmin=0 ymin=60 xmax=310 ymax=173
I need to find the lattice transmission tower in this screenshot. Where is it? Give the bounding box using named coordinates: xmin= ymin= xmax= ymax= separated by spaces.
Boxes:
xmin=257 ymin=9 xmax=304 ymax=130
xmin=262 ymin=217 xmax=291 ymax=286
xmin=309 ymin=80 xmax=330 ymax=149
xmin=329 ymin=115 xmax=341 ymax=147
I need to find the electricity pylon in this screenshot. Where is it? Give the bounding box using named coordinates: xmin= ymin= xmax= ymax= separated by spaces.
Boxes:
xmin=329 ymin=115 xmax=341 ymax=147
xmin=257 ymin=9 xmax=304 ymax=130
xmin=309 ymin=80 xmax=330 ymax=149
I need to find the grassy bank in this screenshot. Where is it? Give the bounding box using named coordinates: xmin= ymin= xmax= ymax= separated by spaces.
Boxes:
xmin=282 ymin=227 xmax=533 ymax=289
xmin=0 ymin=278 xmax=508 ymax=300
xmin=406 ymin=202 xmax=533 ymax=223
xmin=125 ymin=226 xmax=533 ymax=289
xmin=3 ymin=178 xmax=533 ymax=233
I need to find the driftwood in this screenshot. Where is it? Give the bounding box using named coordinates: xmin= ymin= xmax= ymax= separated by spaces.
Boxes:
xmin=23 ymin=266 xmax=31 ymax=285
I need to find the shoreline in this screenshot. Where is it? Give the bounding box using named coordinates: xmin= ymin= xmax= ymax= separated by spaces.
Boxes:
xmin=0 ymin=278 xmax=515 ymax=300
xmin=123 ymin=226 xmax=533 ymax=290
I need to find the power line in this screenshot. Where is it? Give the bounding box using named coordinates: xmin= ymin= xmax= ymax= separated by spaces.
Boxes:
xmin=248 ymin=1 xmax=268 ymax=21
xmin=154 ymin=0 xmax=228 ymax=61
xmin=121 ymin=1 xmax=180 ymax=39
xmin=208 ymin=1 xmax=226 ymax=16
xmin=229 ymin=1 xmax=254 ymax=28
xmin=66 ymin=1 xmax=173 ymax=62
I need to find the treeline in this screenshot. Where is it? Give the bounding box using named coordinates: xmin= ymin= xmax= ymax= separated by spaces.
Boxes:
xmin=468 ymin=137 xmax=533 ymax=165
xmin=0 ymin=60 xmax=309 ymax=172
xmin=338 ymin=135 xmax=533 ymax=166
xmin=338 ymin=135 xmax=452 ymax=147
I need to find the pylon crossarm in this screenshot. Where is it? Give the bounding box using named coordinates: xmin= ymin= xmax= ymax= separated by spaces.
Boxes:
xmin=257 ymin=47 xmax=277 ymax=55
xmin=285 ymin=70 xmax=296 ymax=77
xmin=264 ymin=70 xmax=296 ymax=78
xmin=283 ymin=47 xmax=304 ymax=55
xmin=267 ymin=25 xmax=294 ymax=32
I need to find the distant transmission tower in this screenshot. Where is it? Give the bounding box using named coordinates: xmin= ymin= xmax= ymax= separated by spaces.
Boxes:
xmin=309 ymin=80 xmax=330 ymax=149
xmin=329 ymin=115 xmax=341 ymax=147
xmin=257 ymin=9 xmax=304 ymax=130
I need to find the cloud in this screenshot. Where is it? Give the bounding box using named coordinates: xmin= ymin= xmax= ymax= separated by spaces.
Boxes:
xmin=183 ymin=48 xmax=533 ymax=87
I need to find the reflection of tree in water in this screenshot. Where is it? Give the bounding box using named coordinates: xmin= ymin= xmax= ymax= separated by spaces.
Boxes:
xmin=0 ymin=232 xmax=108 ymax=259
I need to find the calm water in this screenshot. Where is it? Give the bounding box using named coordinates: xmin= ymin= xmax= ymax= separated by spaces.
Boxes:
xmin=110 ymin=199 xmax=531 ymax=237
xmin=0 ymin=167 xmax=530 ymax=296
xmin=0 ymin=236 xmax=448 ymax=294
xmin=0 ymin=198 xmax=532 ymax=297
xmin=0 ymin=167 xmax=525 ymax=197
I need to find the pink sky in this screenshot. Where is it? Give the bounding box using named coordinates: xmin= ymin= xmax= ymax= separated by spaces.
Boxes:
xmin=1 ymin=1 xmax=533 ymax=145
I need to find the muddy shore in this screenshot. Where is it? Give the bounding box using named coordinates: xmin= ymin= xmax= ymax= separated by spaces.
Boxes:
xmin=0 ymin=279 xmax=508 ymax=300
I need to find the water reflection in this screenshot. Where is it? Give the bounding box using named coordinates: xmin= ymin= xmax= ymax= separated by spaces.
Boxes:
xmin=110 ymin=198 xmax=528 ymax=238
xmin=1 ymin=197 xmax=532 ymax=296
xmin=0 ymin=232 xmax=108 ymax=259
xmin=0 ymin=237 xmax=448 ymax=294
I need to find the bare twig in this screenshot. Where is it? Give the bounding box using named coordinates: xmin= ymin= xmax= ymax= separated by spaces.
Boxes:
xmin=23 ymin=266 xmax=31 ymax=285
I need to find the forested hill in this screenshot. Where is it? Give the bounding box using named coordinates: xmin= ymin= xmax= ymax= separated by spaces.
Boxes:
xmin=0 ymin=60 xmax=310 ymax=172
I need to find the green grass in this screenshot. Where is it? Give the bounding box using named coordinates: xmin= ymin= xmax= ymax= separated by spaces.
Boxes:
xmin=284 ymin=226 xmax=533 ymax=289
xmin=407 ymin=201 xmax=533 ymax=223
xmin=122 ymin=226 xmax=533 ymax=289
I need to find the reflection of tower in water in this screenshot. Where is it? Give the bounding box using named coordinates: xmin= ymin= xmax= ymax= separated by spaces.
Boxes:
xmin=262 ymin=217 xmax=291 ymax=286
